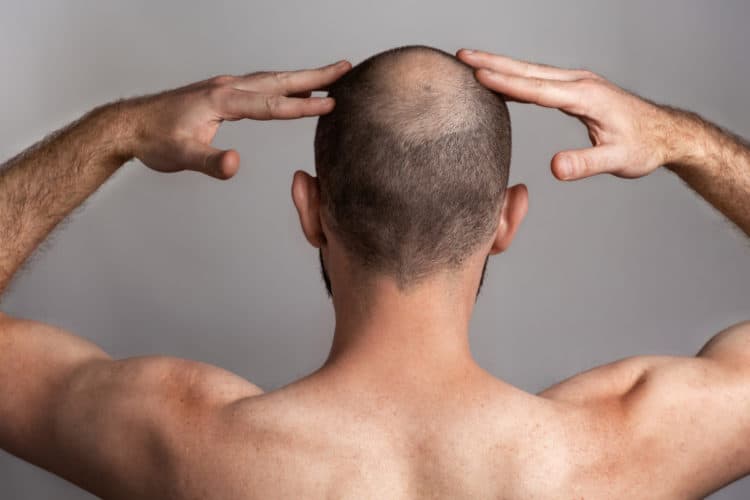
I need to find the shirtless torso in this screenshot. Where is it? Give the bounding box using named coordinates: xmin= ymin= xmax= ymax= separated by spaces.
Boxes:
xmin=139 ymin=336 xmax=750 ymax=499
xmin=1 ymin=51 xmax=749 ymax=499
xmin=3 ymin=315 xmax=749 ymax=499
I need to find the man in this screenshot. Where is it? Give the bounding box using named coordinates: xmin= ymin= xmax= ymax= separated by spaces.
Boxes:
xmin=0 ymin=44 xmax=748 ymax=499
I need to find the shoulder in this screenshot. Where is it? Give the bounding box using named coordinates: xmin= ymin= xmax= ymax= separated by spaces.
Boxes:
xmin=535 ymin=322 xmax=750 ymax=497
xmin=537 ymin=355 xmax=656 ymax=406
xmin=540 ymin=319 xmax=750 ymax=406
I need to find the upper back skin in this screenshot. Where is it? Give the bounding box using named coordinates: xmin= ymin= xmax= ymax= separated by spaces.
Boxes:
xmin=163 ymin=357 xmax=681 ymax=500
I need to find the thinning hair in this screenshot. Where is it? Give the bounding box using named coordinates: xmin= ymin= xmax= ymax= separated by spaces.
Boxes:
xmin=314 ymin=45 xmax=511 ymax=291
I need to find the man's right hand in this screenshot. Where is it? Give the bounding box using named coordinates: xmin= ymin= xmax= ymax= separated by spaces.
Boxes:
xmin=123 ymin=60 xmax=351 ymax=180
xmin=456 ymin=49 xmax=689 ymax=181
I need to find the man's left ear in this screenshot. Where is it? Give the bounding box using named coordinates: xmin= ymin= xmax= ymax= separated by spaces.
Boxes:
xmin=490 ymin=183 xmax=528 ymax=255
xmin=291 ymin=170 xmax=326 ymax=248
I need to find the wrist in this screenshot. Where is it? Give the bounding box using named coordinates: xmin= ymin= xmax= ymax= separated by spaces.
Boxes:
xmin=85 ymin=100 xmax=140 ymax=165
xmin=661 ymin=107 xmax=716 ymax=174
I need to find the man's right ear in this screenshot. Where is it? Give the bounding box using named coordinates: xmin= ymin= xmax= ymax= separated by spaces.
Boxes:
xmin=489 ymin=183 xmax=528 ymax=255
xmin=291 ymin=170 xmax=326 ymax=248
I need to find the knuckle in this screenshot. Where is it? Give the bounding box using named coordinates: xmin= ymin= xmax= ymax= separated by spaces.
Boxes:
xmin=530 ymin=77 xmax=545 ymax=88
xmin=271 ymin=71 xmax=290 ymax=86
xmin=264 ymin=94 xmax=280 ymax=114
xmin=579 ymin=154 xmax=592 ymax=175
xmin=578 ymin=69 xmax=600 ymax=80
xmin=209 ymin=74 xmax=234 ymax=86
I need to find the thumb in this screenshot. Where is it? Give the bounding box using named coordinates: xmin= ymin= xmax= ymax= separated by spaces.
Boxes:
xmin=551 ymin=145 xmax=624 ymax=181
xmin=179 ymin=141 xmax=240 ymax=180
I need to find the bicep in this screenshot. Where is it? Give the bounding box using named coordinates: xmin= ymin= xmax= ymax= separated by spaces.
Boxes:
xmin=623 ymin=321 xmax=750 ymax=497
xmin=0 ymin=314 xmax=262 ymax=498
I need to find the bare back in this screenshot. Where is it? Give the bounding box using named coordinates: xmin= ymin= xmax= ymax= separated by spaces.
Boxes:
xmin=2 ymin=315 xmax=750 ymax=499
xmin=155 ymin=350 xmax=745 ymax=500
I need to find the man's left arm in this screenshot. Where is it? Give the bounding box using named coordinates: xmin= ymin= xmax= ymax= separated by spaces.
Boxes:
xmin=0 ymin=60 xmax=350 ymax=497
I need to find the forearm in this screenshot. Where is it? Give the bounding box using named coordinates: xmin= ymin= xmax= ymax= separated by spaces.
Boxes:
xmin=0 ymin=103 xmax=133 ymax=295
xmin=0 ymin=62 xmax=348 ymax=300
xmin=665 ymin=109 xmax=750 ymax=236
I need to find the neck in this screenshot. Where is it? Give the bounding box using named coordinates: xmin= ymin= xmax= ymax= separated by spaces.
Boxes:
xmin=321 ymin=272 xmax=482 ymax=383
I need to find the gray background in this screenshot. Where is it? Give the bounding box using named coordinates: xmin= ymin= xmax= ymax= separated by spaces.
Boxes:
xmin=1 ymin=0 xmax=748 ymax=498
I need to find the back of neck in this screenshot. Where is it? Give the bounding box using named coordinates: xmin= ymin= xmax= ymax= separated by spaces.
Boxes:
xmin=322 ymin=275 xmax=481 ymax=384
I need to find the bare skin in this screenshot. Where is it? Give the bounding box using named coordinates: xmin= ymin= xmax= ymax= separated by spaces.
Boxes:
xmin=0 ymin=50 xmax=749 ymax=499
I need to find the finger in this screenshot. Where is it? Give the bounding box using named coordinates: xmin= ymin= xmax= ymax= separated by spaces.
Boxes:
xmin=551 ymin=145 xmax=625 ymax=181
xmin=178 ymin=141 xmax=240 ymax=180
xmin=475 ymin=69 xmax=585 ymax=114
xmin=458 ymin=49 xmax=591 ymax=82
xmin=220 ymin=90 xmax=336 ymax=120
xmin=236 ymin=60 xmax=352 ymax=95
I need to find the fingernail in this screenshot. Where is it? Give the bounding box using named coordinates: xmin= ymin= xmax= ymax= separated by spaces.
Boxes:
xmin=462 ymin=49 xmax=475 ymax=55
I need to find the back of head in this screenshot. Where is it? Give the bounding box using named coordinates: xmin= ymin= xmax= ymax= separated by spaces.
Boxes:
xmin=314 ymin=45 xmax=511 ymax=290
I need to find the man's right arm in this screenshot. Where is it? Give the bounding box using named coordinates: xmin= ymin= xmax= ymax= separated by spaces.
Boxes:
xmin=457 ymin=49 xmax=750 ymax=497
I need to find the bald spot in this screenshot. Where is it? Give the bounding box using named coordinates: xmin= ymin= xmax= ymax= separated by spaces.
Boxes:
xmin=361 ymin=50 xmax=481 ymax=141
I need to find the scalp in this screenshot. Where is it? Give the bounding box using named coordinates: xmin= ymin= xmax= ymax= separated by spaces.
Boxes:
xmin=333 ymin=46 xmax=490 ymax=143
xmin=314 ymin=45 xmax=511 ymax=288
